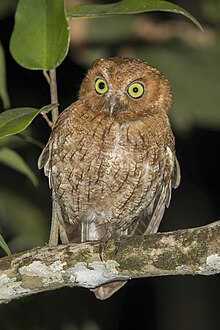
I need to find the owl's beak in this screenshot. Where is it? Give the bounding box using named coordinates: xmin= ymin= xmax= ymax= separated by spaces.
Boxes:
xmin=109 ymin=103 xmax=115 ymax=116
xmin=109 ymin=96 xmax=119 ymax=116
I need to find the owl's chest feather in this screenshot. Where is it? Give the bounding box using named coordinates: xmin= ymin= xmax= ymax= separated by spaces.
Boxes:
xmin=50 ymin=109 xmax=174 ymax=233
xmin=52 ymin=114 xmax=168 ymax=199
xmin=60 ymin=118 xmax=152 ymax=173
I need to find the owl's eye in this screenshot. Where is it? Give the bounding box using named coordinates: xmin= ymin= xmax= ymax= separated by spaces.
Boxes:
xmin=127 ymin=82 xmax=144 ymax=99
xmin=95 ymin=78 xmax=108 ymax=95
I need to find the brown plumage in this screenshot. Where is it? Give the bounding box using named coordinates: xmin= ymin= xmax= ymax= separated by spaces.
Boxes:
xmin=38 ymin=57 xmax=180 ymax=299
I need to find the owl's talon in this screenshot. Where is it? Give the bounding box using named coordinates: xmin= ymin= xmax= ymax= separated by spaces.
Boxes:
xmin=114 ymin=238 xmax=121 ymax=255
xmin=99 ymin=243 xmax=105 ymax=261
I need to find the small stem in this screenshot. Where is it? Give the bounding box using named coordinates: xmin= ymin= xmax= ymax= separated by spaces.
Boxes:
xmin=41 ymin=113 xmax=53 ymax=128
xmin=42 ymin=69 xmax=59 ymax=127
xmin=43 ymin=70 xmax=50 ymax=84
xmin=49 ymin=69 xmax=59 ymax=124
xmin=48 ymin=70 xmax=60 ymax=246
xmin=49 ymin=196 xmax=59 ymax=246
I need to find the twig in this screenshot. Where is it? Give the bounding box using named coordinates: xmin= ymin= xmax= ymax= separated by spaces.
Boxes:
xmin=49 ymin=69 xmax=59 ymax=124
xmin=41 ymin=113 xmax=53 ymax=128
xmin=42 ymin=69 xmax=59 ymax=126
xmin=43 ymin=70 xmax=50 ymax=84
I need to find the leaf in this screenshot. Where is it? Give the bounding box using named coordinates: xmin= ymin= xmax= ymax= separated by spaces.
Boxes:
xmin=0 ymin=234 xmax=12 ymax=259
xmin=0 ymin=39 xmax=10 ymax=109
xmin=67 ymin=0 xmax=202 ymax=31
xmin=0 ymin=147 xmax=38 ymax=187
xmin=10 ymin=0 xmax=70 ymax=70
xmin=0 ymin=104 xmax=56 ymax=139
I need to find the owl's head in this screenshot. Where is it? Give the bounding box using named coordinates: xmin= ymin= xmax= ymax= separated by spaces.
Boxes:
xmin=79 ymin=57 xmax=172 ymax=121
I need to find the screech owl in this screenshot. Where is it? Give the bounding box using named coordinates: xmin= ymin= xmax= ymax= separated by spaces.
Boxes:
xmin=38 ymin=57 xmax=180 ymax=299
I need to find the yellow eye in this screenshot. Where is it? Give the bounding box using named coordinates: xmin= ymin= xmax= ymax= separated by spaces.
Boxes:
xmin=127 ymin=82 xmax=144 ymax=99
xmin=95 ymin=78 xmax=108 ymax=95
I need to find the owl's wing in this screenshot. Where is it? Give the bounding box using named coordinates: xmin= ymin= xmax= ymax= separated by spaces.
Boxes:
xmin=38 ymin=142 xmax=52 ymax=185
xmin=172 ymin=157 xmax=181 ymax=189
xmin=38 ymin=127 xmax=82 ymax=244
xmin=38 ymin=139 xmax=73 ymax=245
xmin=130 ymin=151 xmax=180 ymax=236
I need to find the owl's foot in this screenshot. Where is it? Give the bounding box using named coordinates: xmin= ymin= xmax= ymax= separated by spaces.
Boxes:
xmin=99 ymin=243 xmax=105 ymax=261
xmin=99 ymin=231 xmax=122 ymax=261
xmin=114 ymin=236 xmax=122 ymax=255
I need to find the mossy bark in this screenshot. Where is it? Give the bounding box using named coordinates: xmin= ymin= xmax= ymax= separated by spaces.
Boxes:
xmin=1 ymin=220 xmax=220 ymax=303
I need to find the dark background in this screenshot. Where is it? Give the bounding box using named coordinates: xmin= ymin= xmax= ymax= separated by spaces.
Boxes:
xmin=0 ymin=0 xmax=220 ymax=329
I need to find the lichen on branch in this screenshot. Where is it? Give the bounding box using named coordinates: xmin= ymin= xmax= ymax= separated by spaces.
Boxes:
xmin=1 ymin=220 xmax=220 ymax=304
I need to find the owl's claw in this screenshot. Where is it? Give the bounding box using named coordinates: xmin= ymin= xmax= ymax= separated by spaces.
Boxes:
xmin=99 ymin=241 xmax=106 ymax=261
xmin=99 ymin=234 xmax=121 ymax=261
xmin=114 ymin=237 xmax=121 ymax=255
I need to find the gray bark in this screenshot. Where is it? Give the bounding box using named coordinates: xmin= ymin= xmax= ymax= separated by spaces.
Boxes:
xmin=1 ymin=220 xmax=220 ymax=304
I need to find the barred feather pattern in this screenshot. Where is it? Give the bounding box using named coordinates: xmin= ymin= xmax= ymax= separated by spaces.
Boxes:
xmin=38 ymin=57 xmax=180 ymax=300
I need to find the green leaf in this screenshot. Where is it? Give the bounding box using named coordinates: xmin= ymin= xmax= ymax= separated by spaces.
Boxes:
xmin=0 ymin=234 xmax=12 ymax=259
xmin=0 ymin=147 xmax=38 ymax=187
xmin=67 ymin=0 xmax=202 ymax=31
xmin=10 ymin=0 xmax=70 ymax=70
xmin=0 ymin=39 xmax=10 ymax=109
xmin=0 ymin=104 xmax=56 ymax=139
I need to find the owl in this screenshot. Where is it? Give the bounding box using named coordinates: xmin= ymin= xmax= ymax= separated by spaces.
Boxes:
xmin=38 ymin=57 xmax=180 ymax=299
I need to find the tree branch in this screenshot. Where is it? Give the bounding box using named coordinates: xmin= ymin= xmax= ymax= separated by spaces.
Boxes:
xmin=49 ymin=69 xmax=59 ymax=124
xmin=42 ymin=69 xmax=59 ymax=126
xmin=1 ymin=220 xmax=220 ymax=304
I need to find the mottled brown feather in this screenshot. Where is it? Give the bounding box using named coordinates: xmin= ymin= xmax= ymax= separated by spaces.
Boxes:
xmin=39 ymin=56 xmax=180 ymax=250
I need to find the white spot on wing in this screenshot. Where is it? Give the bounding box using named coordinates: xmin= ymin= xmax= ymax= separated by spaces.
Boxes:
xmin=166 ymin=146 xmax=174 ymax=168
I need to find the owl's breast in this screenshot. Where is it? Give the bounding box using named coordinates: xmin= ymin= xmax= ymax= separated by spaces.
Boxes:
xmin=51 ymin=111 xmax=172 ymax=234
